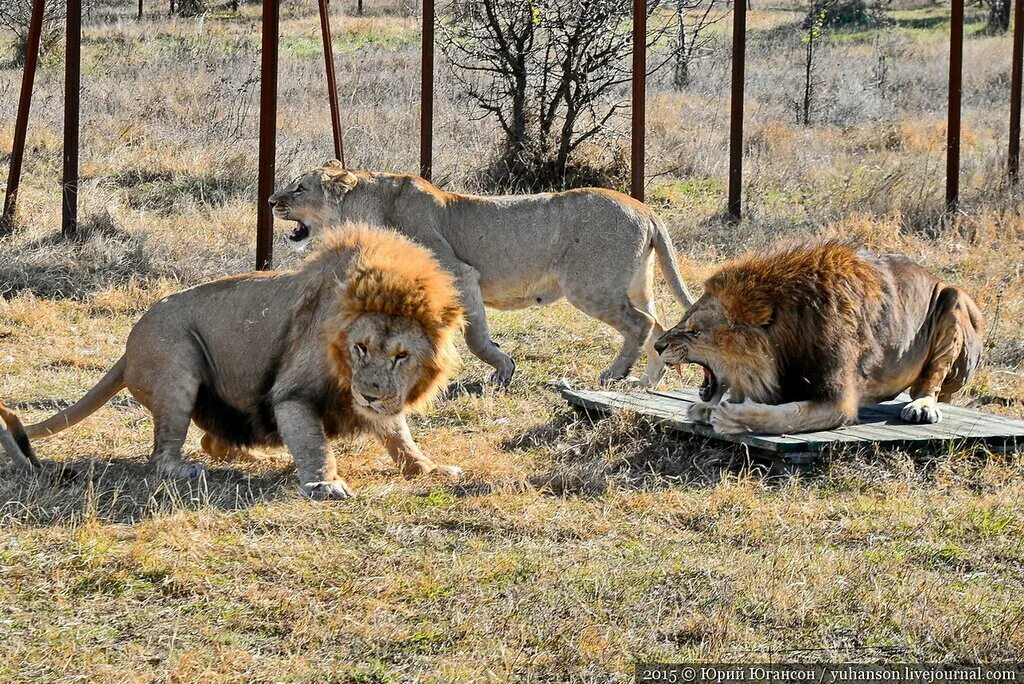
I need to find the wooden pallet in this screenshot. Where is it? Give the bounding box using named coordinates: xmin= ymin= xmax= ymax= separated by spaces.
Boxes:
xmin=562 ymin=386 xmax=1024 ymax=460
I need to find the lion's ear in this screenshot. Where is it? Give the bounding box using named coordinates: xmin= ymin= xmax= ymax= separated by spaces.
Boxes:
xmin=321 ymin=166 xmax=358 ymax=194
xmin=323 ymin=158 xmax=344 ymax=169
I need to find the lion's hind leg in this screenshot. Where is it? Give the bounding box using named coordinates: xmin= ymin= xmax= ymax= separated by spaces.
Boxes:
xmin=902 ymin=286 xmax=983 ymax=424
xmin=134 ymin=373 xmax=206 ymax=479
xmin=628 ymin=255 xmax=669 ymax=387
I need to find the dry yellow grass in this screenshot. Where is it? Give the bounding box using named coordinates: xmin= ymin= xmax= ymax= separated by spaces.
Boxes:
xmin=0 ymin=0 xmax=1023 ymax=680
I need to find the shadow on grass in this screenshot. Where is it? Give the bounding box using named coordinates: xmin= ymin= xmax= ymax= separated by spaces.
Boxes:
xmin=506 ymin=401 xmax=1008 ymax=498
xmin=503 ymin=406 xmax=768 ymax=498
xmin=0 ymin=455 xmax=293 ymax=527
xmin=113 ymin=169 xmax=252 ymax=214
xmin=0 ymin=214 xmax=164 ymax=300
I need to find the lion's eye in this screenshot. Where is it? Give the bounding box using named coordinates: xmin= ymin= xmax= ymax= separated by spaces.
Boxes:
xmin=353 ymin=343 xmax=367 ymax=358
xmin=392 ymin=351 xmax=408 ymax=367
xmin=294 ymin=186 xmax=305 ymax=194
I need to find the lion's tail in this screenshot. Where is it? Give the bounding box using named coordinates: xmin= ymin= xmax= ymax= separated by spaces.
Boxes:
xmin=0 ymin=403 xmax=41 ymax=472
xmin=651 ymin=217 xmax=695 ymax=309
xmin=24 ymin=356 xmax=128 ymax=439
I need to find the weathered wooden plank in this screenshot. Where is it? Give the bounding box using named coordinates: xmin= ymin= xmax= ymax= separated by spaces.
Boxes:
xmin=563 ymin=386 xmax=1024 ymax=454
xmin=565 ymin=388 xmax=810 ymax=452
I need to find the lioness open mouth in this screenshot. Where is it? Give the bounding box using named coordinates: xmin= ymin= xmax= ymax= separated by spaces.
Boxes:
xmin=696 ymin=363 xmax=718 ymax=402
xmin=287 ymin=222 xmax=311 ymax=243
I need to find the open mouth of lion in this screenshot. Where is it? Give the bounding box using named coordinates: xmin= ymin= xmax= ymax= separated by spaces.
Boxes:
xmin=287 ymin=222 xmax=311 ymax=243
xmin=695 ymin=363 xmax=718 ymax=402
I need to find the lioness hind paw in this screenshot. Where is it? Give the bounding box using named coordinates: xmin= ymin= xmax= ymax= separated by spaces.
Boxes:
xmin=489 ymin=359 xmax=516 ymax=387
xmin=401 ymin=461 xmax=464 ymax=479
xmin=901 ymin=403 xmax=942 ymax=424
xmin=301 ymin=479 xmax=355 ymax=500
xmin=431 ymin=463 xmax=464 ymax=478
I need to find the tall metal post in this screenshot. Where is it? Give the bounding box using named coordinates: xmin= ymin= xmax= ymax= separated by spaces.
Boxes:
xmin=1010 ymin=0 xmax=1023 ymax=182
xmin=318 ymin=0 xmax=345 ymax=164
xmin=62 ymin=0 xmax=82 ymax=236
xmin=727 ymin=0 xmax=746 ymax=222
xmin=419 ymin=0 xmax=434 ymax=180
xmin=631 ymin=0 xmax=647 ymax=201
xmin=256 ymin=0 xmax=280 ymax=270
xmin=946 ymin=0 xmax=964 ymax=213
xmin=2 ymin=0 xmax=45 ymax=227
xmin=138 ymin=0 xmax=143 ymax=20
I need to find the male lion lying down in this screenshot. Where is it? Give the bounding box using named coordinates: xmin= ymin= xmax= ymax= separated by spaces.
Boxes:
xmin=0 ymin=226 xmax=465 ymax=499
xmin=654 ymin=242 xmax=984 ymax=435
xmin=268 ymin=161 xmax=696 ymax=386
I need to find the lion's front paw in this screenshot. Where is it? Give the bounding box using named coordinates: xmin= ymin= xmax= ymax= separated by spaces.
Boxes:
xmin=301 ymin=479 xmax=355 ymax=500
xmin=157 ymin=459 xmax=206 ymax=479
xmin=901 ymin=398 xmax=942 ymax=424
xmin=710 ymin=402 xmax=755 ymax=435
xmin=687 ymin=401 xmax=715 ymax=424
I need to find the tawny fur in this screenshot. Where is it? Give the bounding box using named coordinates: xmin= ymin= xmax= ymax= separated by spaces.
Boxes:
xmin=657 ymin=241 xmax=984 ymax=435
xmin=269 ymin=160 xmax=696 ymax=386
xmin=322 ymin=227 xmax=464 ymax=412
xmin=0 ymin=225 xmax=465 ymax=498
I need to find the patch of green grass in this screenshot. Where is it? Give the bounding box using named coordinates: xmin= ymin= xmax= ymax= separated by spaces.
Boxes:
xmin=649 ymin=178 xmax=726 ymax=211
xmin=829 ymin=6 xmax=989 ymax=43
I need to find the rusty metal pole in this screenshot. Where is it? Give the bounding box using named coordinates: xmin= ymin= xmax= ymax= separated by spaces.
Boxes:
xmin=1010 ymin=0 xmax=1023 ymax=182
xmin=2 ymin=0 xmax=45 ymax=227
xmin=62 ymin=0 xmax=82 ymax=236
xmin=137 ymin=0 xmax=143 ymax=20
xmin=946 ymin=0 xmax=964 ymax=213
xmin=318 ymin=0 xmax=345 ymax=164
xmin=256 ymin=0 xmax=280 ymax=270
xmin=631 ymin=0 xmax=646 ymax=201
xmin=727 ymin=0 xmax=746 ymax=222
xmin=419 ymin=0 xmax=434 ymax=180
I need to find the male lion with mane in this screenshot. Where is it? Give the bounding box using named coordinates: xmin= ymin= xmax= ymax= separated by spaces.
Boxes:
xmin=268 ymin=160 xmax=696 ymax=386
xmin=654 ymin=242 xmax=984 ymax=435
xmin=0 ymin=225 xmax=464 ymax=499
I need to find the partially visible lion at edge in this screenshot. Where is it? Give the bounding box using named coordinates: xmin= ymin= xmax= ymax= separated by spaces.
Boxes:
xmin=654 ymin=241 xmax=984 ymax=435
xmin=0 ymin=225 xmax=465 ymax=500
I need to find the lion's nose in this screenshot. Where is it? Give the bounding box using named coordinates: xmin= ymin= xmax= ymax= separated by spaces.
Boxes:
xmin=654 ymin=339 xmax=669 ymax=355
xmin=268 ymin=197 xmax=279 ymax=207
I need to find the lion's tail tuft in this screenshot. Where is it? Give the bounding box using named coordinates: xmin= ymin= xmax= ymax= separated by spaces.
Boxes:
xmin=0 ymin=403 xmax=41 ymax=472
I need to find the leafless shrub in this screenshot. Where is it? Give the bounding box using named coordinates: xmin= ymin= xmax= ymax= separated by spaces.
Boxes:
xmin=0 ymin=0 xmax=66 ymax=66
xmin=670 ymin=0 xmax=729 ymax=89
xmin=438 ymin=0 xmax=679 ymax=191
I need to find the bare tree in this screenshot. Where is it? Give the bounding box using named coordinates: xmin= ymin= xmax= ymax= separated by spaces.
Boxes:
xmin=672 ymin=0 xmax=729 ymax=89
xmin=439 ymin=0 xmax=678 ymax=190
xmin=983 ymin=0 xmax=1010 ymax=33
xmin=0 ymin=0 xmax=65 ymax=66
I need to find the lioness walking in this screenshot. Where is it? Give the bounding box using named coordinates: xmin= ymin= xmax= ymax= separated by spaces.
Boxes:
xmin=269 ymin=161 xmax=695 ymax=386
